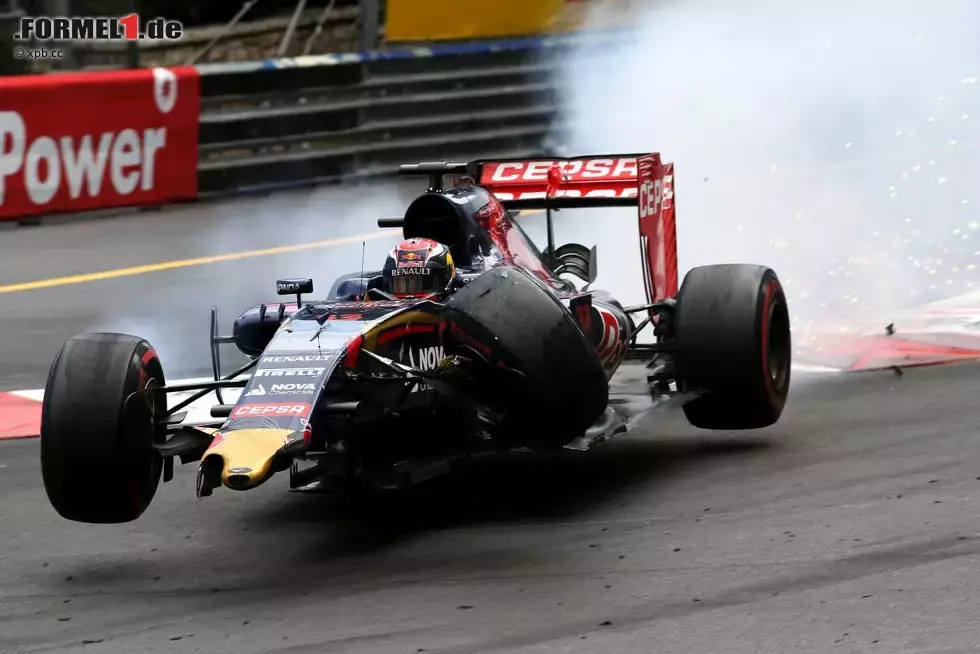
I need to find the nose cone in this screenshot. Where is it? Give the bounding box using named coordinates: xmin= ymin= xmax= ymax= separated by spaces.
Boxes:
xmin=201 ymin=429 xmax=295 ymax=490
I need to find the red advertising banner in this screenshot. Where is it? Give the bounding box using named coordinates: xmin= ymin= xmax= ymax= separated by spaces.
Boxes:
xmin=0 ymin=66 xmax=199 ymax=221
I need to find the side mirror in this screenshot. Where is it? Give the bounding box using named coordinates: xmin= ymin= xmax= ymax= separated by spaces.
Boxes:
xmin=277 ymin=278 xmax=313 ymax=307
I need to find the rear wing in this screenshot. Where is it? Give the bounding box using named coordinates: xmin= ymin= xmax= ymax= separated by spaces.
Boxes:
xmin=472 ymin=154 xmax=646 ymax=209
xmin=398 ymin=153 xmax=678 ymax=304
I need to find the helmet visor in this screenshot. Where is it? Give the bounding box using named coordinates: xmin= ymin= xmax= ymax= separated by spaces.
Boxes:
xmin=392 ymin=273 xmax=437 ymax=295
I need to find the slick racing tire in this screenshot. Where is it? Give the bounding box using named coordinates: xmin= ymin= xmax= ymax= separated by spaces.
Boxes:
xmin=440 ymin=267 xmax=608 ymax=447
xmin=40 ymin=333 xmax=166 ymax=523
xmin=674 ymin=264 xmax=791 ymax=430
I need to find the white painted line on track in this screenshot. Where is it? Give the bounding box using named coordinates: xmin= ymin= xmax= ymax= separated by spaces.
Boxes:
xmin=792 ymin=363 xmax=843 ymax=374
xmin=9 ymin=389 xmax=44 ymax=402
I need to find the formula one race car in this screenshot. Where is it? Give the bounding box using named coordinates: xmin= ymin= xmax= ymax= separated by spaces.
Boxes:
xmin=39 ymin=153 xmax=792 ymax=524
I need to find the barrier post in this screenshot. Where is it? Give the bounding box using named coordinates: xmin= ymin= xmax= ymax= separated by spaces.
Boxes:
xmin=0 ymin=5 xmax=27 ymax=75
xmin=358 ymin=0 xmax=380 ymax=50
xmin=47 ymin=0 xmax=78 ymax=69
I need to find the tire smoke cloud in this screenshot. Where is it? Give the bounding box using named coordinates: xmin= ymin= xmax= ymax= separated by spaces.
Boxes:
xmin=549 ymin=0 xmax=980 ymax=331
xmin=84 ymin=183 xmax=408 ymax=380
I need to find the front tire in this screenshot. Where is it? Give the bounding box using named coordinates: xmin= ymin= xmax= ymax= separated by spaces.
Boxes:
xmin=40 ymin=333 xmax=166 ymax=523
xmin=440 ymin=267 xmax=608 ymax=447
xmin=674 ymin=264 xmax=791 ymax=429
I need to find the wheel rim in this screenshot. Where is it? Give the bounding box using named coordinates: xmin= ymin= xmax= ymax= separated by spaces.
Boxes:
xmin=766 ymin=299 xmax=791 ymax=391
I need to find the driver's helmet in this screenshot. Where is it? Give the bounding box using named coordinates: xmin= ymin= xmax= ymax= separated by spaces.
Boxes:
xmin=382 ymin=237 xmax=456 ymax=298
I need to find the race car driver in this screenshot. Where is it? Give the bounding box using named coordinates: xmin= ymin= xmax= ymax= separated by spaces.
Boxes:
xmin=381 ymin=237 xmax=458 ymax=299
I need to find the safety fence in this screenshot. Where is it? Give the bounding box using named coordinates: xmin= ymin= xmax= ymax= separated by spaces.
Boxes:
xmin=0 ymin=30 xmax=625 ymax=222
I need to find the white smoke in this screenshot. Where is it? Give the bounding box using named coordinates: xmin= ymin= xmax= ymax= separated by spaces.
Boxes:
xmin=84 ymin=181 xmax=410 ymax=381
xmin=547 ymin=0 xmax=980 ymax=330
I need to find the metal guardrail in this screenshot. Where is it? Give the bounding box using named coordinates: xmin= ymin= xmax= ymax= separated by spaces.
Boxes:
xmin=193 ymin=31 xmax=627 ymax=196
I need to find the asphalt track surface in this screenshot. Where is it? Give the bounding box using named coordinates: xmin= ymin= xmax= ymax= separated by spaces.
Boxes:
xmin=2 ymin=189 xmax=980 ymax=653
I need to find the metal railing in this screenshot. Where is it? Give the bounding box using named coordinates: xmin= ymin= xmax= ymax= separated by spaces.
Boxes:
xmin=193 ymin=31 xmax=624 ymax=196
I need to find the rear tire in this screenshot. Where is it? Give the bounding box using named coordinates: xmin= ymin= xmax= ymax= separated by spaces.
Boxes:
xmin=440 ymin=267 xmax=608 ymax=447
xmin=674 ymin=264 xmax=791 ymax=429
xmin=40 ymin=333 xmax=166 ymax=523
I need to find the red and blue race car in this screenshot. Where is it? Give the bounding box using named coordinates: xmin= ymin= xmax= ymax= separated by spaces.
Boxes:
xmin=39 ymin=152 xmax=792 ymax=524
